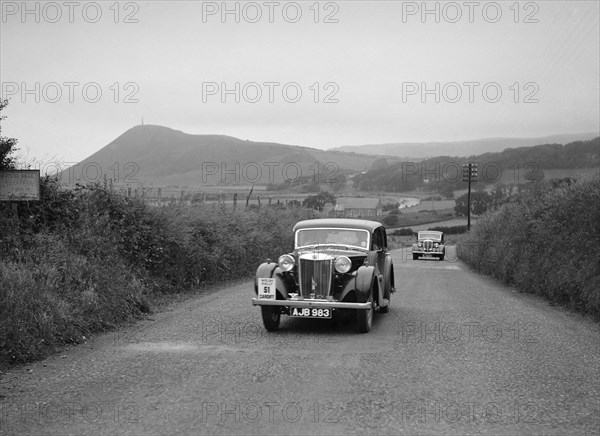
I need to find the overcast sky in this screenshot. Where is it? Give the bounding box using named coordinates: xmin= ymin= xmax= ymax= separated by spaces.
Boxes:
xmin=1 ymin=0 xmax=599 ymax=164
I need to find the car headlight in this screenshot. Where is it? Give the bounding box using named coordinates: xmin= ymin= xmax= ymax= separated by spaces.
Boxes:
xmin=434 ymin=243 xmax=439 ymax=248
xmin=278 ymin=254 xmax=295 ymax=272
xmin=418 ymin=242 xmax=422 ymax=247
xmin=334 ymin=256 xmax=352 ymax=273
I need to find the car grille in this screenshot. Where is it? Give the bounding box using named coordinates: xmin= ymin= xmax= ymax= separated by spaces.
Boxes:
xmin=299 ymin=259 xmax=333 ymax=299
xmin=423 ymin=240 xmax=433 ymax=252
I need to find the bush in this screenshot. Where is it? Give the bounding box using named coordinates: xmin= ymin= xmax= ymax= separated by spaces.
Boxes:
xmin=457 ymin=176 xmax=600 ymax=317
xmin=382 ymin=214 xmax=399 ymax=227
xmin=382 ymin=202 xmax=400 ymax=212
xmin=391 ymin=228 xmax=414 ymax=236
xmin=429 ymin=225 xmax=468 ymax=235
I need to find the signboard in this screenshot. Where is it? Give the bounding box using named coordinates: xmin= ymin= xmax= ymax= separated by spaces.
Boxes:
xmin=0 ymin=170 xmax=41 ymax=201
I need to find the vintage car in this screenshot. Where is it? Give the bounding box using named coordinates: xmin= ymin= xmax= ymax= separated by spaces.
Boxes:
xmin=252 ymin=218 xmax=395 ymax=333
xmin=412 ymin=230 xmax=445 ymax=260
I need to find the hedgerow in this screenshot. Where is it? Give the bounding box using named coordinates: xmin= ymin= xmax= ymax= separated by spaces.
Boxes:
xmin=457 ymin=175 xmax=600 ymax=317
xmin=0 ymin=178 xmax=315 ymax=366
xmin=429 ymin=225 xmax=468 ymax=235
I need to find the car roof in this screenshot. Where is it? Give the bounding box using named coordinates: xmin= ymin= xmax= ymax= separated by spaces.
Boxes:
xmin=293 ymin=218 xmax=382 ymax=232
xmin=418 ymin=230 xmax=443 ymax=235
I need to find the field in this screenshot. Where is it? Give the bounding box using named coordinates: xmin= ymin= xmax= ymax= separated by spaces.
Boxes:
xmin=409 ymin=217 xmax=474 ymax=231
xmin=401 ymin=199 xmax=455 ymax=212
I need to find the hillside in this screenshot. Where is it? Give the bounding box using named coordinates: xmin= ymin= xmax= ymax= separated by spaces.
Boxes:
xmin=62 ymin=125 xmax=384 ymax=187
xmin=353 ymin=137 xmax=600 ymax=192
xmin=331 ymin=133 xmax=599 ymax=158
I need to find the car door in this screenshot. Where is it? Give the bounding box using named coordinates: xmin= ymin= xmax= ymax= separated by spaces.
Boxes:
xmin=372 ymin=227 xmax=386 ymax=272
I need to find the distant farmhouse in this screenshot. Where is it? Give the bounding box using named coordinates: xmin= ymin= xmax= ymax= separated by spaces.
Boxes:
xmin=334 ymin=197 xmax=383 ymax=217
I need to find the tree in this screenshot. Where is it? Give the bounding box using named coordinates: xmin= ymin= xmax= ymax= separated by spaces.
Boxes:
xmin=382 ymin=214 xmax=399 ymax=227
xmin=370 ymin=158 xmax=389 ymax=171
xmin=438 ymin=184 xmax=455 ymax=199
xmin=382 ymin=202 xmax=400 ymax=212
xmin=454 ymin=191 xmax=493 ymax=216
xmin=489 ymin=183 xmax=513 ymax=210
xmin=331 ymin=173 xmax=347 ymax=192
xmin=0 ymin=99 xmax=19 ymax=170
xmin=302 ymin=191 xmax=336 ymax=212
xmin=524 ymin=167 xmax=545 ymax=183
xmin=299 ymin=181 xmax=321 ymax=193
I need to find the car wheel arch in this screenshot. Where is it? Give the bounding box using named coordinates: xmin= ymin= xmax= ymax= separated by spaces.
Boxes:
xmin=254 ymin=262 xmax=278 ymax=293
xmin=355 ymin=264 xmax=376 ymax=303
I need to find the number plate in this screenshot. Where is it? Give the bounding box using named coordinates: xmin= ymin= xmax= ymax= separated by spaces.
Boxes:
xmin=257 ymin=278 xmax=276 ymax=300
xmin=290 ymin=307 xmax=332 ymax=319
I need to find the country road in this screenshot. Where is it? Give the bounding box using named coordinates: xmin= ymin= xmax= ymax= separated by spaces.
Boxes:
xmin=1 ymin=247 xmax=598 ymax=435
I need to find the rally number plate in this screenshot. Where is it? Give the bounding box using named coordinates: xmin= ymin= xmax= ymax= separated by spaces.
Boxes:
xmin=257 ymin=278 xmax=276 ymax=300
xmin=290 ymin=307 xmax=332 ymax=319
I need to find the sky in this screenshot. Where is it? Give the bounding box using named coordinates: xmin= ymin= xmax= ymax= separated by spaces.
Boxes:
xmin=1 ymin=0 xmax=599 ymax=166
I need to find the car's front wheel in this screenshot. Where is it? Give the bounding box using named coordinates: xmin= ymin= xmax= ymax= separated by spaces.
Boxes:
xmin=261 ymin=306 xmax=281 ymax=331
xmin=357 ymin=298 xmax=373 ymax=333
xmin=413 ymin=253 xmax=418 ymax=260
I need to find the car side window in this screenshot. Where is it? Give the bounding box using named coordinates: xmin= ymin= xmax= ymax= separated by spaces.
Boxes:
xmin=372 ymin=228 xmax=383 ymax=251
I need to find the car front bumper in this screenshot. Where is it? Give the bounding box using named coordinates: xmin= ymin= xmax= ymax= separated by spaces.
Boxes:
xmin=252 ymin=298 xmax=372 ymax=310
xmin=412 ymin=250 xmax=443 ymax=255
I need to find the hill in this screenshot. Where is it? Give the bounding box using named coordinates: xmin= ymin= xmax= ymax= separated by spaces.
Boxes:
xmin=352 ymin=137 xmax=600 ymax=193
xmin=61 ymin=125 xmax=387 ymax=187
xmin=331 ymin=133 xmax=599 ymax=158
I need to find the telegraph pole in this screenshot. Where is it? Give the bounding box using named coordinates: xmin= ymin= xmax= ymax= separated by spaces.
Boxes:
xmin=462 ymin=162 xmax=478 ymax=231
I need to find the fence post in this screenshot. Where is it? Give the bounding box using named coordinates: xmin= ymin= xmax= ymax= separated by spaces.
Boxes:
xmin=246 ymin=185 xmax=254 ymax=208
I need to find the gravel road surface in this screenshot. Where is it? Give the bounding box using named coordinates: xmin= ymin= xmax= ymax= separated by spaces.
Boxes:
xmin=1 ymin=247 xmax=598 ymax=435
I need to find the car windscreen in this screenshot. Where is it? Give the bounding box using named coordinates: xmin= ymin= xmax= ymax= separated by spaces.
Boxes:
xmin=296 ymin=228 xmax=370 ymax=250
xmin=418 ymin=232 xmax=442 ymax=241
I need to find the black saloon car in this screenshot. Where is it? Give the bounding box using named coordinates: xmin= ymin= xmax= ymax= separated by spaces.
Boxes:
xmin=252 ymin=218 xmax=395 ymax=333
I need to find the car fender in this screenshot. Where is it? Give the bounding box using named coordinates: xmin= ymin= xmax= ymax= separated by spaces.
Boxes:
xmin=355 ymin=265 xmax=376 ymax=303
xmin=383 ymin=255 xmax=394 ymax=299
xmin=254 ymin=262 xmax=290 ymax=299
xmin=338 ymin=273 xmax=356 ymax=302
